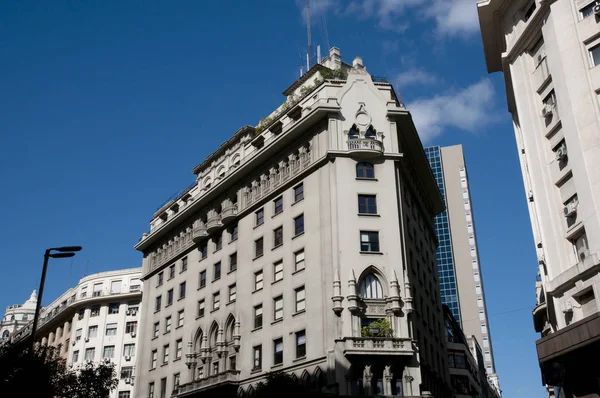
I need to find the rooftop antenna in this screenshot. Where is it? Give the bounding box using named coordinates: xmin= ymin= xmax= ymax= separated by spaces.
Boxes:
xmin=306 ymin=0 xmax=312 ymax=71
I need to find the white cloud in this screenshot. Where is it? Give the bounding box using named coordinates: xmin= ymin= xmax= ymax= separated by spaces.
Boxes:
xmin=407 ymin=79 xmax=496 ymax=143
xmin=426 ymin=0 xmax=481 ymax=36
xmin=395 ymin=68 xmax=438 ymax=88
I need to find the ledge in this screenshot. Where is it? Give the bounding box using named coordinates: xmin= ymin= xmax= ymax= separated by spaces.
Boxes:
xmin=359 ymin=251 xmax=383 ymax=255
xmin=292 ymin=310 xmax=306 ymax=318
xmin=271 ymin=319 xmax=283 ymax=326
xmin=292 ymin=232 xmax=305 ymax=241
xmin=292 ymin=268 xmax=305 ymax=276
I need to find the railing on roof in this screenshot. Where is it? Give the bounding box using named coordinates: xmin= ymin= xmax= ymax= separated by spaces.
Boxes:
xmin=155 ymin=182 xmax=198 ymax=213
xmin=371 ymin=76 xmax=389 ymax=83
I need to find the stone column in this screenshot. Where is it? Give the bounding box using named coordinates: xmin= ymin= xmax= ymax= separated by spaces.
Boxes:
xmin=383 ymin=365 xmax=393 ymax=396
xmin=363 ymin=365 xmax=373 ymax=396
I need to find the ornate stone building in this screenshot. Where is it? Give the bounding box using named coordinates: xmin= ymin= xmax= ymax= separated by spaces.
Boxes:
xmin=134 ymin=47 xmax=451 ymax=398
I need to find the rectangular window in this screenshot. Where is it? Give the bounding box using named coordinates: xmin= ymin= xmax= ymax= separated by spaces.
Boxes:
xmin=88 ymin=325 xmax=98 ymax=339
xmin=121 ymin=366 xmax=134 ymax=379
xmin=213 ymin=292 xmax=220 ymax=311
xmin=214 ymin=262 xmax=221 ymax=280
xmin=90 ymin=307 xmax=100 ymax=317
xmin=199 ymin=270 xmax=207 ymax=289
xmin=591 ymin=43 xmax=600 ymax=67
xmin=109 ymin=303 xmax=120 ymax=314
xmin=295 ymin=286 xmax=306 ymax=312
xmin=80 ymin=286 xmax=87 ymax=298
xmin=106 ymin=323 xmax=117 ymax=336
xmin=294 ymin=250 xmax=305 ymax=271
xmin=73 ymin=350 xmax=79 ymax=362
xmin=229 ymin=284 xmax=237 ymax=302
xmin=230 ymin=224 xmax=238 ymax=241
xmin=173 ymin=373 xmax=180 ymax=389
xmin=200 ymin=243 xmax=208 ymax=259
xmin=214 ymin=234 xmax=222 ymax=251
xmin=179 ymin=282 xmax=186 ymax=299
xmin=153 ymin=322 xmax=160 ymax=338
xmin=360 ymin=231 xmax=380 ymax=252
xmin=176 ymin=339 xmax=183 ymax=359
xmin=255 ymin=208 xmax=264 ymax=226
xmin=274 ymin=296 xmax=283 ymax=320
xmin=229 ymin=252 xmax=237 ymax=272
xmin=273 ymin=261 xmax=283 ymax=282
xmin=151 ymin=350 xmax=158 ymax=369
xmin=169 ymin=264 xmax=175 ymax=280
xmin=582 ymin=1 xmax=600 ymax=18
xmin=294 ymin=214 xmax=304 ymax=235
xmin=197 ymin=300 xmax=205 ymax=318
xmin=254 ymin=270 xmax=264 ymax=291
xmin=274 ymin=196 xmax=283 ymax=214
xmin=273 ymin=338 xmax=283 ymax=365
xmin=296 ymin=330 xmax=306 ymax=358
xmin=294 ymin=183 xmax=304 ymax=202
xmin=103 ymin=345 xmax=115 ymax=359
xmin=181 ymin=257 xmax=188 ymax=272
xmin=93 ymin=283 xmax=103 ymax=297
xmin=160 ymin=378 xmax=166 ymax=398
xmin=85 ymin=348 xmax=95 ymax=361
xmin=119 ymin=391 xmax=131 ymax=398
xmin=167 ymin=289 xmax=174 ymax=306
xmin=157 ymin=272 xmax=164 ymax=286
xmin=273 ymin=226 xmax=283 ymax=247
xmin=125 ymin=321 xmax=137 ymax=334
xmin=254 ymin=304 xmax=263 ymax=329
xmin=124 ymin=343 xmax=135 ymax=357
xmin=229 ymin=356 xmax=236 ymax=371
xmin=177 ymin=310 xmax=184 ymax=328
xmin=255 ymin=237 xmax=264 ymax=258
xmin=148 ymin=382 xmax=155 ymax=398
xmin=253 ymin=345 xmax=262 ymax=370
xmin=163 ymin=345 xmax=169 ymax=364
xmin=358 ymin=194 xmax=377 ymax=214
xmin=165 ymin=316 xmax=172 ymax=333
xmin=155 ymin=295 xmax=162 ymax=311
xmin=76 ymin=328 xmax=82 ymax=341
xmin=110 ymin=280 xmax=122 ymax=294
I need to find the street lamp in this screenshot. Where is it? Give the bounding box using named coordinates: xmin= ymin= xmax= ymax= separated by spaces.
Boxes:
xmin=30 ymin=246 xmax=82 ymax=354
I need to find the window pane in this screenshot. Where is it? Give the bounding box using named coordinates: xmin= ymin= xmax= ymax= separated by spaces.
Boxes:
xmin=592 ymin=44 xmax=600 ymax=66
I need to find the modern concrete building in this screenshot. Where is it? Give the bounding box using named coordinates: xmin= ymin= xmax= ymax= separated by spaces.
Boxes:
xmin=11 ymin=268 xmax=143 ymax=398
xmin=425 ymin=145 xmax=499 ymax=393
xmin=0 ymin=290 xmax=37 ymax=344
xmin=134 ymin=47 xmax=452 ymax=398
xmin=478 ymin=0 xmax=600 ymax=396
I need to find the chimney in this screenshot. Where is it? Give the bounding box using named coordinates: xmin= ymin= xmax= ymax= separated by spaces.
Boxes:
xmin=329 ymin=47 xmax=342 ymax=70
xmin=352 ymin=56 xmax=363 ymax=68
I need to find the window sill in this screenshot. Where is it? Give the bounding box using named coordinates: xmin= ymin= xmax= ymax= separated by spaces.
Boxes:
xmin=293 ymin=356 xmax=306 ymax=363
xmin=213 ymin=249 xmax=222 ymax=254
xmin=154 ymin=310 xmax=161 ymax=314
xmin=292 ymin=232 xmax=305 ymax=240
xmin=358 ymin=213 xmax=380 ymax=217
xmin=161 ymin=362 xmax=168 ymax=367
xmin=272 ymin=211 xmax=283 ymax=219
xmin=355 ymin=177 xmax=378 ymax=181
xmin=178 ymin=297 xmax=185 ymax=301
xmin=272 ymin=279 xmax=283 ymax=286
xmin=253 ymin=254 xmax=264 ymax=261
xmin=229 ymin=238 xmax=238 ymax=244
xmin=197 ymin=286 xmax=206 ymax=291
xmin=292 ymin=268 xmax=305 ymax=276
xmin=253 ymin=223 xmax=264 ymax=230
xmin=291 ymin=198 xmax=304 ymax=207
xmin=176 ymin=325 xmax=183 ymax=330
xmin=163 ymin=331 xmax=171 ymax=335
xmin=292 ymin=310 xmax=306 ymax=317
xmin=227 ymin=300 xmax=236 ymax=306
xmin=272 ymin=243 xmax=283 ymax=251
xmin=253 ymin=288 xmax=263 ymax=294
xmin=359 ymin=251 xmax=383 ymax=255
xmin=212 ymin=277 xmax=221 ymax=283
xmin=252 ymin=326 xmax=263 ymax=332
xmin=149 ymin=368 xmax=156 ymax=372
xmin=228 ymin=269 xmax=237 ymax=275
xmin=173 ymin=357 xmax=181 ymax=362
xmin=195 ymin=315 xmax=205 ymax=320
xmin=250 ymin=368 xmax=262 ymax=375
xmin=271 ymin=319 xmax=283 ymax=326
xmin=271 ymin=363 xmax=283 ymax=370
xmin=210 ymin=308 xmax=220 ymax=314
xmin=165 ymin=304 xmax=173 ymax=308
xmin=152 ymin=336 xmax=158 ymax=341
xmin=199 ymin=256 xmax=207 ymax=262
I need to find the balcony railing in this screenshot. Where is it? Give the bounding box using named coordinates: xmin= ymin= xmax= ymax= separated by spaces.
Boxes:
xmin=221 ymin=205 xmax=238 ymax=224
xmin=347 ymin=138 xmax=384 ymax=158
xmin=342 ymin=337 xmax=413 ymax=356
xmin=206 ymin=215 xmax=223 ymax=234
xmin=175 ymin=370 xmax=240 ymax=397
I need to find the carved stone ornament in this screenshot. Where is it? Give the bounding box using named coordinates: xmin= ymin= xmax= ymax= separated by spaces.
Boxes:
xmin=355 ymin=103 xmax=372 ymax=130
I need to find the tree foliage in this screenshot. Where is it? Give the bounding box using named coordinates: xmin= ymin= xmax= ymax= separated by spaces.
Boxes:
xmin=0 ymin=343 xmax=118 ymax=398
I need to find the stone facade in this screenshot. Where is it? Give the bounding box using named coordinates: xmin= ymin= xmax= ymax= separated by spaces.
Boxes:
xmin=0 ymin=290 xmax=37 ymax=344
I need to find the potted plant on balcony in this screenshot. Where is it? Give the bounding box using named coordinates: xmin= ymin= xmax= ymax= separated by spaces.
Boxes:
xmin=361 ymin=318 xmax=393 ymax=338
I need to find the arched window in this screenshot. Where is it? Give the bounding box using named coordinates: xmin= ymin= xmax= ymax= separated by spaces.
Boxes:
xmin=204 ymin=178 xmax=212 ymax=190
xmin=359 ymin=273 xmax=383 ymax=299
xmin=356 ymin=162 xmax=375 ymax=179
xmin=348 ymin=125 xmax=359 ymax=140
xmin=2 ymin=330 xmax=9 ymax=339
xmin=365 ymin=126 xmax=376 ymax=139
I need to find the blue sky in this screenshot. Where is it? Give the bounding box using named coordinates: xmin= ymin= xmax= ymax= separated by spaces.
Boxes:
xmin=0 ymin=1 xmax=544 ymax=396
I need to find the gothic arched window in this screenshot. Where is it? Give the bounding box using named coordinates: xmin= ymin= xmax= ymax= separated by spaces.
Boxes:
xmin=349 ymin=125 xmax=359 ymax=139
xmin=359 ymin=273 xmax=383 ymax=299
xmin=365 ymin=126 xmax=376 ymax=139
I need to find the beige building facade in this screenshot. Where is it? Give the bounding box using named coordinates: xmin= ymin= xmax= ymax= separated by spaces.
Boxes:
xmin=10 ymin=268 xmax=143 ymax=398
xmin=478 ymin=0 xmax=600 ymax=396
xmin=134 ymin=48 xmax=452 ymax=398
xmin=0 ymin=290 xmax=37 ymax=344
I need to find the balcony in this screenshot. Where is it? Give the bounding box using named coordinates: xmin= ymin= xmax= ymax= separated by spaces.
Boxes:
xmin=533 ymin=301 xmax=548 ymax=333
xmin=206 ymin=215 xmax=223 ymax=234
xmin=221 ymin=205 xmax=238 ymax=224
xmin=192 ymin=226 xmax=208 ymax=243
xmin=347 ymin=138 xmax=384 ymax=158
xmin=341 ymin=337 xmax=413 ymax=357
xmin=175 ymin=370 xmax=240 ymax=397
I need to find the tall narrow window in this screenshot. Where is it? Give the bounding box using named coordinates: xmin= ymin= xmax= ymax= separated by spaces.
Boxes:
xmin=358 ymin=194 xmax=377 ymax=214
xmin=296 ymin=330 xmax=306 ymax=358
xmin=229 ymin=284 xmax=237 ymax=302
xmin=274 ymin=196 xmax=284 ymax=215
xmin=199 ymin=270 xmax=207 ymax=289
xmin=214 ymin=234 xmax=222 ymax=252
xmin=177 ymin=310 xmax=184 ymax=328
xmin=254 ymin=271 xmax=264 ymax=291
xmin=359 ymin=274 xmax=383 ymax=299
xmin=163 ymin=345 xmax=169 ymax=364
xmin=274 ymin=296 xmax=283 ymax=320
xmin=273 ymin=226 xmax=283 ymax=247
xmin=294 ymin=214 xmax=304 ymax=235
xmin=356 ymin=162 xmax=375 ymax=179
xmin=165 ymin=316 xmax=172 ymax=333
xmin=229 ymin=252 xmax=237 ymax=272
xmin=169 ymin=265 xmax=175 ymax=280
xmin=294 ymin=184 xmax=304 ymax=202
xmin=255 ymin=237 xmax=264 ymax=258
xmin=176 ymin=339 xmax=183 ymax=359
xmin=181 ymin=257 xmax=188 ymax=272
xmin=200 ymin=243 xmax=208 ymax=259
xmin=213 ymin=292 xmax=220 ymax=311
xmin=295 ymin=286 xmax=306 ymax=312
xmin=167 ymin=289 xmax=173 ymax=306
xmin=294 ymin=250 xmax=305 ymax=271
xmin=273 ymin=261 xmax=283 ymax=282
xmin=153 ymin=322 xmax=160 ymax=338
xmin=160 ymin=377 xmax=167 ymax=398
xmin=273 ymin=338 xmax=283 ymax=365
xmin=254 ymin=305 xmax=263 ymax=329
xmin=197 ymin=300 xmax=205 ymax=318
xmin=253 ymin=345 xmax=262 ymax=370
xmin=230 ymin=224 xmax=238 ymax=241
xmin=255 ymin=208 xmax=264 ymax=226
xmin=179 ymin=282 xmax=186 ymax=299
xmin=214 ymin=262 xmax=221 ymax=280
xmin=148 ymin=382 xmax=155 ymax=398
